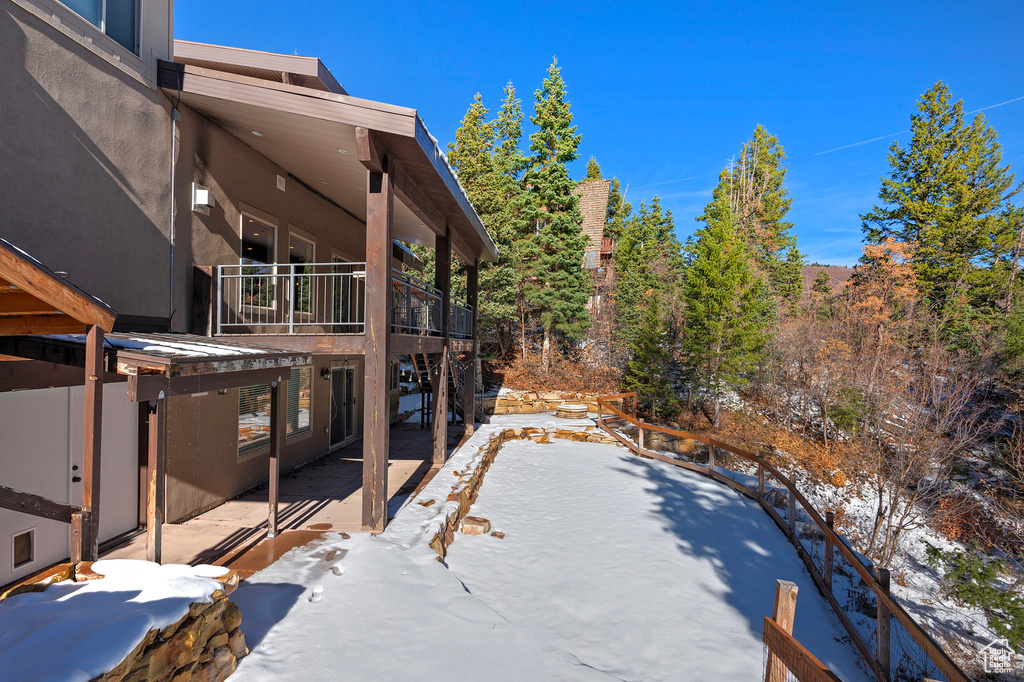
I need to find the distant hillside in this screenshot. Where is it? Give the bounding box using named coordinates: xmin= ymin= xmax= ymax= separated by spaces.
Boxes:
xmin=800 ymin=265 xmax=854 ymax=301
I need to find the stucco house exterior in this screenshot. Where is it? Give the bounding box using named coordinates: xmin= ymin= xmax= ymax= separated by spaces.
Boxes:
xmin=0 ymin=0 xmax=495 ymax=587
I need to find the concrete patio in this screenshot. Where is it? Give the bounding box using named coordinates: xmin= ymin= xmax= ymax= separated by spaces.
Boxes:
xmin=101 ymin=422 xmax=466 ymax=575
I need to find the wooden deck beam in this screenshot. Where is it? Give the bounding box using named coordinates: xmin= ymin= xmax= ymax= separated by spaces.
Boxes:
xmin=268 ymin=377 xmax=287 ymax=537
xmin=462 ymin=262 xmax=478 ymax=434
xmin=431 ymin=227 xmax=451 ymax=466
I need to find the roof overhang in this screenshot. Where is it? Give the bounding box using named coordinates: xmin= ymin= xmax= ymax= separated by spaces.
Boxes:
xmin=159 ymin=51 xmax=497 ymax=265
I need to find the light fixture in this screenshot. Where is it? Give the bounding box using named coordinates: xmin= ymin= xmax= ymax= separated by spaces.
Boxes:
xmin=253 ymin=232 xmax=260 ymax=236
xmin=252 ymin=130 xmax=263 ymax=137
xmin=320 ymin=180 xmax=329 ymax=185
xmin=320 ymin=367 xmax=331 ymax=380
xmin=337 ymin=148 xmax=348 ymax=155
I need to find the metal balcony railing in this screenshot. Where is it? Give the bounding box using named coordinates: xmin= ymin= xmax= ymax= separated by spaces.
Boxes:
xmin=216 ymin=262 xmax=366 ymax=335
xmin=215 ymin=262 xmax=474 ymax=339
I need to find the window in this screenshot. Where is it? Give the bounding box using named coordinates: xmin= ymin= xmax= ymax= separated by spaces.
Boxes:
xmin=241 ymin=215 xmax=277 ymax=309
xmin=13 ymin=529 xmax=34 ymax=569
xmin=60 ymin=0 xmax=139 ymax=53
xmin=289 ymin=233 xmax=315 ymax=315
xmin=238 ymin=367 xmax=312 ymax=454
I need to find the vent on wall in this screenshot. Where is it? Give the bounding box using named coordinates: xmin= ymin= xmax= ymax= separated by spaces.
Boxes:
xmin=13 ymin=528 xmax=34 ymax=569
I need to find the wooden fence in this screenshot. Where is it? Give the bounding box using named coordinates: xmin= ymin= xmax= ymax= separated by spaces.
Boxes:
xmin=596 ymin=393 xmax=966 ymax=682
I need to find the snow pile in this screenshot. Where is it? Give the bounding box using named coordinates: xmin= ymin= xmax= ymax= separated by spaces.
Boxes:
xmin=232 ymin=425 xmax=870 ymax=681
xmin=0 ymin=560 xmax=229 ymax=682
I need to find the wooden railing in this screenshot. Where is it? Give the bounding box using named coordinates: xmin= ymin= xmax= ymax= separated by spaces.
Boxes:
xmin=596 ymin=392 xmax=967 ymax=682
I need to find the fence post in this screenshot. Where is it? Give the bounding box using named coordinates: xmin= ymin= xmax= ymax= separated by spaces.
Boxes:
xmin=878 ymin=568 xmax=891 ymax=682
xmin=757 ymin=463 xmax=764 ymax=500
xmin=766 ymin=580 xmax=799 ymax=682
xmin=787 ymin=477 xmax=796 ymax=538
xmin=597 ymin=400 xmax=602 ymax=425
xmin=825 ymin=511 xmax=834 ymax=592
xmin=708 ymin=444 xmax=716 ymax=473
xmin=638 ymin=419 xmax=644 ymax=451
xmin=215 ymin=267 xmax=221 ymax=335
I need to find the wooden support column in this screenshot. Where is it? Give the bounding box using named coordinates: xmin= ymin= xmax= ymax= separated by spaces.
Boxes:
xmin=81 ymin=324 xmax=103 ymax=561
xmin=360 ymin=141 xmax=393 ymax=533
xmin=766 ymin=580 xmax=799 ymax=682
xmin=146 ymin=396 xmax=166 ymax=563
xmin=431 ymin=226 xmax=451 ymax=466
xmin=268 ymin=377 xmax=287 ymax=538
xmin=461 ymin=261 xmax=478 ymax=434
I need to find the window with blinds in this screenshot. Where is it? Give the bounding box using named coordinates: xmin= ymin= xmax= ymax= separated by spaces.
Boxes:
xmin=238 ymin=367 xmax=311 ymax=454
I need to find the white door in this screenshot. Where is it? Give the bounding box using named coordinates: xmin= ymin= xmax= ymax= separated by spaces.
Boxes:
xmin=0 ymin=383 xmax=138 ymax=586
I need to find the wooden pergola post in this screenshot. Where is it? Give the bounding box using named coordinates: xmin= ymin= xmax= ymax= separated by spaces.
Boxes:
xmin=360 ymin=132 xmax=393 ymax=533
xmin=78 ymin=324 xmax=104 ymax=560
xmin=268 ymin=376 xmax=287 ymax=538
xmin=461 ymin=261 xmax=478 ymax=435
xmin=431 ymin=226 xmax=451 ymax=466
xmin=766 ymin=579 xmax=799 ymax=682
xmin=146 ymin=396 xmax=165 ymax=563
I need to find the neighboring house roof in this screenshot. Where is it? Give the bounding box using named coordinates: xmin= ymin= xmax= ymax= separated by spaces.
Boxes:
xmin=160 ymin=43 xmax=498 ymax=265
xmin=573 ymin=180 xmax=611 ymax=255
xmin=0 ymin=238 xmax=117 ymax=335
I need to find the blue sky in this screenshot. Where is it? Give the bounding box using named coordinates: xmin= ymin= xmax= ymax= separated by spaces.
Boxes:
xmin=176 ymin=1 xmax=1023 ymax=266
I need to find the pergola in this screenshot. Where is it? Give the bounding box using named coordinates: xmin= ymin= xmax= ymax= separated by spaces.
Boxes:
xmin=0 ymin=239 xmax=311 ymax=565
xmin=0 ymin=238 xmax=115 ymax=562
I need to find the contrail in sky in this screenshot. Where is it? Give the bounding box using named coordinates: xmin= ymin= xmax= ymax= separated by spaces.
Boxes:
xmin=631 ymin=176 xmax=697 ymax=190
xmin=814 ymin=94 xmax=1024 ymax=156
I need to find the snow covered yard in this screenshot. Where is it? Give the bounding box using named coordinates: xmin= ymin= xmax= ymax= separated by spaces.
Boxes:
xmin=231 ymin=417 xmax=871 ymax=681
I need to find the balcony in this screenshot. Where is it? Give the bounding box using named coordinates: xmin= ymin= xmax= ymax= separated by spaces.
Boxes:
xmin=214 ymin=263 xmax=473 ymax=339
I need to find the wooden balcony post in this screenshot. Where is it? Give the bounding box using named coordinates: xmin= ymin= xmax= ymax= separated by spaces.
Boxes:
xmin=359 ymin=130 xmax=393 ymax=533
xmin=268 ymin=376 xmax=286 ymax=538
xmin=82 ymin=324 xmax=103 ymax=561
xmin=146 ymin=396 xmax=166 ymax=563
xmin=462 ymin=261 xmax=478 ymax=434
xmin=431 ymin=226 xmax=451 ymax=466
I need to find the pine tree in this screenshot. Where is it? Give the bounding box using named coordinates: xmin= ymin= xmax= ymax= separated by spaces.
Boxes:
xmin=622 ymin=296 xmax=673 ymax=417
xmin=521 ymin=58 xmax=591 ymax=371
xmin=773 ymin=245 xmax=805 ymax=315
xmin=613 ymin=197 xmax=682 ymax=349
xmin=605 ymin=177 xmax=631 ymax=241
xmin=698 ymin=125 xmax=795 ymax=275
xmin=862 ymin=82 xmax=1021 ymax=326
xmin=682 ymin=195 xmax=771 ymax=428
xmin=445 ymin=87 xmax=528 ymax=357
xmin=585 ymin=156 xmax=602 ymax=180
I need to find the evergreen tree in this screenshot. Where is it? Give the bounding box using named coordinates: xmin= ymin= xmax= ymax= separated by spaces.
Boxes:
xmin=682 ymin=195 xmax=772 ymax=428
xmin=773 ymin=245 xmax=805 ymax=315
xmin=622 ymin=296 xmax=673 ymax=417
xmin=585 ymin=156 xmax=602 ymax=180
xmin=613 ymin=197 xmax=682 ymax=348
xmin=811 ymin=270 xmax=832 ymax=296
xmin=698 ymin=125 xmax=795 ymax=275
xmin=862 ymin=82 xmax=1021 ymax=327
xmin=605 ymin=177 xmax=631 ymax=241
xmin=445 ymin=87 xmax=529 ymax=356
xmin=521 ymin=59 xmax=592 ymax=371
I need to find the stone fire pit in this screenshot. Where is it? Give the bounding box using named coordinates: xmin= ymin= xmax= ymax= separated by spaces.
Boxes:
xmin=555 ymin=404 xmax=589 ymax=419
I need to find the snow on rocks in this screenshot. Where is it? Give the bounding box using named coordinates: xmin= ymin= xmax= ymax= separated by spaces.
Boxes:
xmin=0 ymin=560 xmax=245 ymax=682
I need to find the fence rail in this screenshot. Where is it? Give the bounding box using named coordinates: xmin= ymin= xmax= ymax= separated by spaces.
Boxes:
xmin=596 ymin=392 xmax=967 ymax=682
xmin=391 ymin=269 xmax=442 ymax=335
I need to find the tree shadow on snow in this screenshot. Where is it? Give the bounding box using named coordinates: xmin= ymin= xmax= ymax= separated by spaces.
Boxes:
xmin=612 ymin=454 xmax=802 ymax=641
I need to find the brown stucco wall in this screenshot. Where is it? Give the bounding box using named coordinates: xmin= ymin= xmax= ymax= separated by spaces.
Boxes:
xmin=0 ymin=4 xmax=173 ymax=321
xmin=164 ymin=354 xmax=353 ymax=523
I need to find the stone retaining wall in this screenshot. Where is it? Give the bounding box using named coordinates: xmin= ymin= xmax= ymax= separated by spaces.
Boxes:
xmin=484 ymin=391 xmax=606 ymax=415
xmin=97 ymin=571 xmax=248 ymax=682
xmin=426 ymin=425 xmax=622 ymax=560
